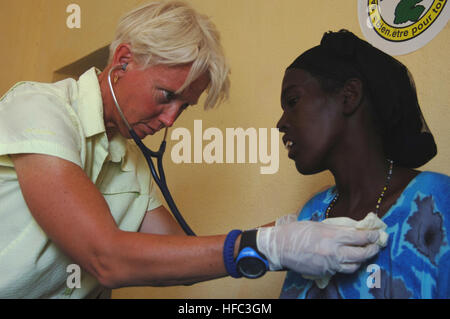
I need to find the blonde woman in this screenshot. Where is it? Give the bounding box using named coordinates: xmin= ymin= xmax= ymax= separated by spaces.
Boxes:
xmin=0 ymin=2 xmax=380 ymax=298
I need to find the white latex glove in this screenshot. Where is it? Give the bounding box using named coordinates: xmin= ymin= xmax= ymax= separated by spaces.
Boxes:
xmin=275 ymin=213 xmax=298 ymax=226
xmin=302 ymin=212 xmax=389 ymax=288
xmin=256 ymin=221 xmax=380 ymax=278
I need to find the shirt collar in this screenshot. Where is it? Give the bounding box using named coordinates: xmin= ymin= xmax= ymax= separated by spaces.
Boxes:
xmin=109 ymin=133 xmax=127 ymax=163
xmin=77 ymin=67 xmax=106 ymax=138
xmin=76 ymin=67 xmax=131 ymax=170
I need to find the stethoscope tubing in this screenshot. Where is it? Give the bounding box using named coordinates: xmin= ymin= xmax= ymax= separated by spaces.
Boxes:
xmin=129 ymin=129 xmax=196 ymax=236
xmin=108 ymin=64 xmax=196 ymax=236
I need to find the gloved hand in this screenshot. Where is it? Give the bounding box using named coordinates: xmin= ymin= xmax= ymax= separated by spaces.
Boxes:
xmin=256 ymin=221 xmax=380 ymax=278
xmin=275 ymin=213 xmax=298 ymax=226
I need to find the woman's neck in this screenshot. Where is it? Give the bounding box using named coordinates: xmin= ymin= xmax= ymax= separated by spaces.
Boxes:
xmin=328 ymin=146 xmax=419 ymax=220
xmin=330 ymin=146 xmax=389 ymax=219
xmin=322 ymin=100 xmax=420 ymax=220
xmin=325 ymin=112 xmax=403 ymax=220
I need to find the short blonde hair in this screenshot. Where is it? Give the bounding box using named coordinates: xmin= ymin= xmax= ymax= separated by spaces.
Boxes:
xmin=109 ymin=1 xmax=230 ymax=109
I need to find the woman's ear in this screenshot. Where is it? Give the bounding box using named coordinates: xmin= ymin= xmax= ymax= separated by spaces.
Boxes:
xmin=112 ymin=44 xmax=134 ymax=72
xmin=341 ymin=78 xmax=364 ymax=116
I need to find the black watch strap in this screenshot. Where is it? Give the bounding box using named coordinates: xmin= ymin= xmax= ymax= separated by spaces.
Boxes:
xmin=238 ymin=229 xmax=267 ymax=260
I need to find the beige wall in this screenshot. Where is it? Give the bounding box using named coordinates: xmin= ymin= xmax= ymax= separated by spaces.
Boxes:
xmin=1 ymin=0 xmax=448 ymax=299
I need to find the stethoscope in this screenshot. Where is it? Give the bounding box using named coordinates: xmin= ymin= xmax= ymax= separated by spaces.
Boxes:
xmin=107 ymin=63 xmax=196 ymax=236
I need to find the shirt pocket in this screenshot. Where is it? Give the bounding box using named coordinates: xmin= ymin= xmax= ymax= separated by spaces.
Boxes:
xmin=96 ymin=161 xmax=141 ymax=195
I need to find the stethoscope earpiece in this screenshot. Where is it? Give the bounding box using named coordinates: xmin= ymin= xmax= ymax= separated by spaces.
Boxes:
xmin=122 ymin=63 xmax=128 ymax=71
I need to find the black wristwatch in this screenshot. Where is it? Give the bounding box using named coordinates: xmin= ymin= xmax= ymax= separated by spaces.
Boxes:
xmin=236 ymin=229 xmax=269 ymax=279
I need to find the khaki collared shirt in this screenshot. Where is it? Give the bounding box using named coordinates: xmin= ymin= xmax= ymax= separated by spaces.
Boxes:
xmin=0 ymin=67 xmax=162 ymax=298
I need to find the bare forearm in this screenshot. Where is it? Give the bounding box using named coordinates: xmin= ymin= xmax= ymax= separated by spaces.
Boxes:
xmin=99 ymin=231 xmax=239 ymax=288
xmin=114 ymin=215 xmax=276 ymax=287
xmin=11 ymin=154 xmax=241 ymax=288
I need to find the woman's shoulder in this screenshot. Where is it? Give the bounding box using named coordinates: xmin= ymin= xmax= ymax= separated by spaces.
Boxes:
xmin=1 ymin=78 xmax=76 ymax=104
xmin=397 ymin=171 xmax=450 ymax=220
xmin=415 ymin=171 xmax=450 ymax=183
xmin=409 ymin=171 xmax=450 ymax=193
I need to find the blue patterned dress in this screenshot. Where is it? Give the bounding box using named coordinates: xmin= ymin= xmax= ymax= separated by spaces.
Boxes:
xmin=280 ymin=171 xmax=450 ymax=299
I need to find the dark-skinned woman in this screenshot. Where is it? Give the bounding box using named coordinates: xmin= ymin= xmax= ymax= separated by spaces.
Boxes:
xmin=277 ymin=30 xmax=449 ymax=299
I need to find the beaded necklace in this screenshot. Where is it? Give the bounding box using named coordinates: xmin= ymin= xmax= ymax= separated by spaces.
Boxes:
xmin=325 ymin=159 xmax=394 ymax=219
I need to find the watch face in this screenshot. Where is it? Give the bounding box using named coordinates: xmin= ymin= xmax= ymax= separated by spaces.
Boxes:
xmin=237 ymin=257 xmax=266 ymax=279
